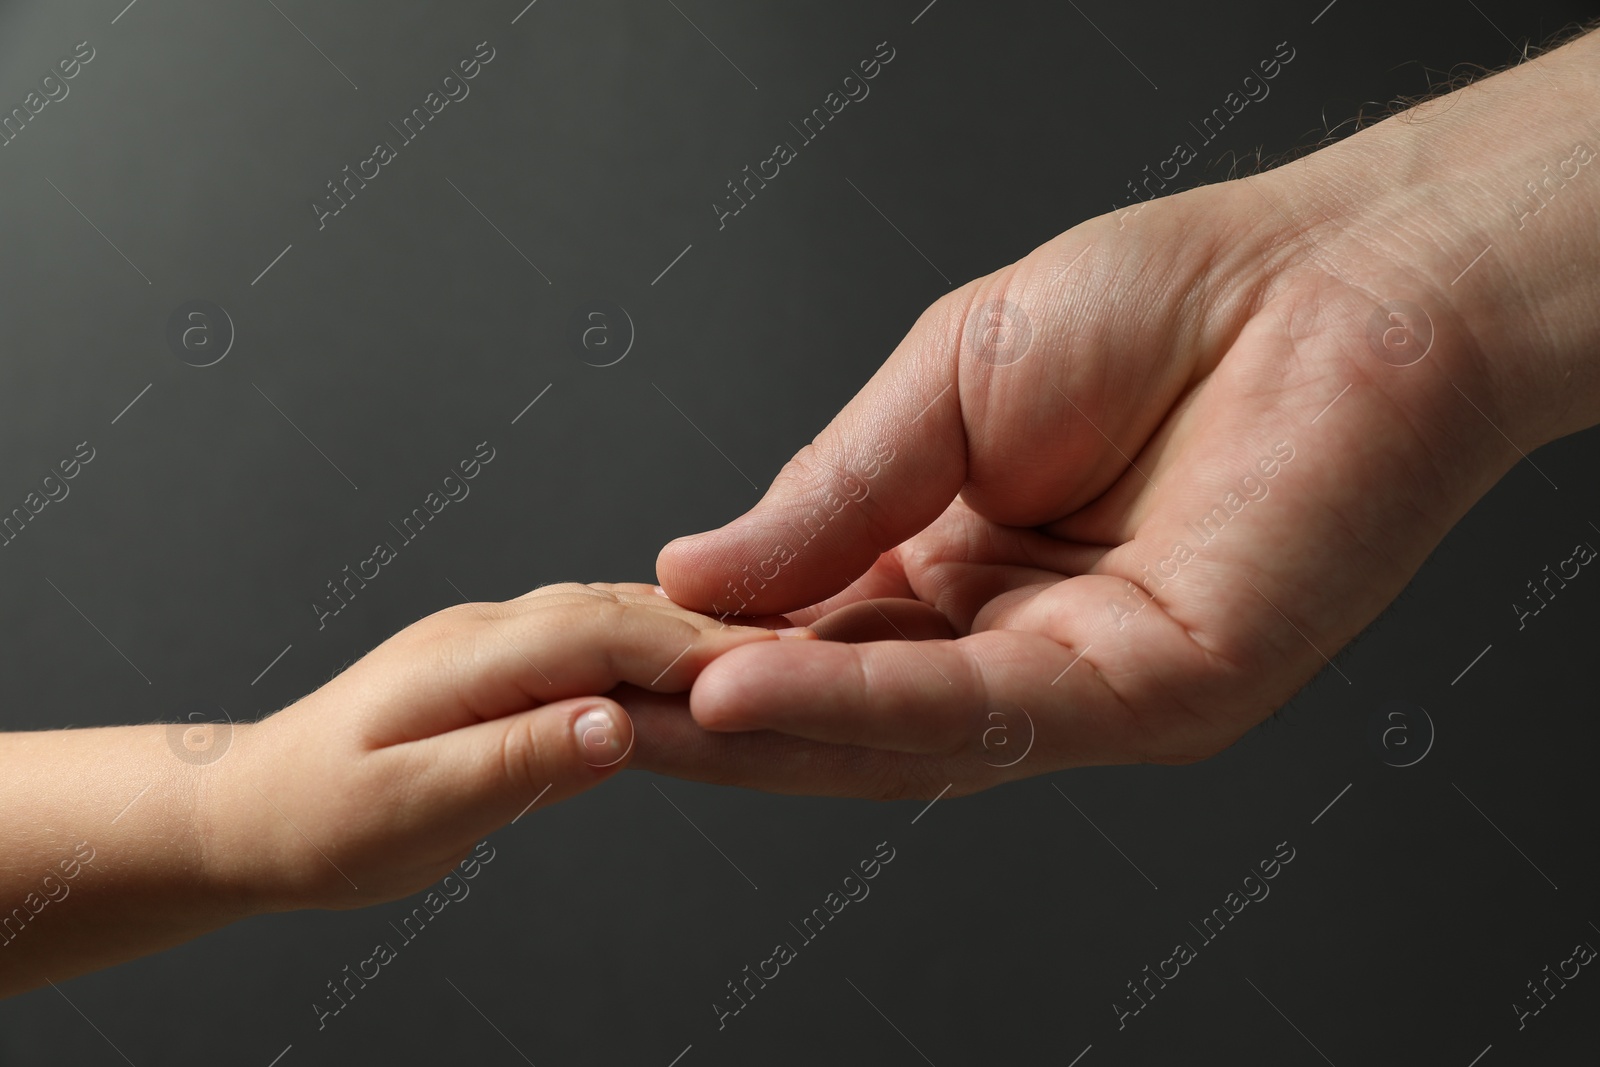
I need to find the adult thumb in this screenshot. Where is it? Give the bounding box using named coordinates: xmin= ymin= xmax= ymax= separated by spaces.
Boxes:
xmin=657 ymin=288 xmax=979 ymax=616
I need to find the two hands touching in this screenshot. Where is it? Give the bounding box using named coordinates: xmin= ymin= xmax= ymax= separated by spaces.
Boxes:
xmin=6 ymin=28 xmax=1598 ymax=996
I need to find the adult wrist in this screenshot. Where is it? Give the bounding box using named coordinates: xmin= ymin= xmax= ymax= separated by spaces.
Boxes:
xmin=1265 ymin=27 xmax=1600 ymax=451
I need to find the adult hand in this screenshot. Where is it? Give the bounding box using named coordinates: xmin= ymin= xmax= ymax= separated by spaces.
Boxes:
xmin=640 ymin=30 xmax=1600 ymax=799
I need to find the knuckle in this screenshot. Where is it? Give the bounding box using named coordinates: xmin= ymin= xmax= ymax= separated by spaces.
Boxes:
xmin=936 ymin=286 xmax=981 ymax=357
xmin=498 ymin=714 xmax=546 ymax=795
xmin=774 ymin=440 xmax=896 ymax=553
xmin=526 ymin=581 xmax=600 ymax=603
xmin=570 ymin=582 xmax=620 ymax=602
xmin=521 ymin=583 xmax=622 ymax=613
xmin=437 ymin=601 xmax=490 ymax=626
xmin=938 ymin=276 xmax=1015 ymax=366
xmin=928 ymin=280 xmax=978 ymax=335
xmin=394 ymin=602 xmax=488 ymax=648
xmin=774 ymin=441 xmax=839 ymax=495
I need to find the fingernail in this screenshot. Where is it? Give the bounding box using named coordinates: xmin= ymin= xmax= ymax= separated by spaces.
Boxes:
xmin=775 ymin=626 xmax=816 ymax=640
xmin=574 ymin=704 xmax=629 ymax=767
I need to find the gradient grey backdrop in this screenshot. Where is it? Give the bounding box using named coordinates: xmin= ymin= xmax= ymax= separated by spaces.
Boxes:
xmin=1 ymin=0 xmax=1597 ymax=1063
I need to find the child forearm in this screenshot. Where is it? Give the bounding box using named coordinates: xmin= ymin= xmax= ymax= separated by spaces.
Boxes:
xmin=0 ymin=725 xmax=253 ymax=997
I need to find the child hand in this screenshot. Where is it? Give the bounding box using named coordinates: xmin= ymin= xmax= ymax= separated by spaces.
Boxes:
xmin=206 ymin=583 xmax=789 ymax=910
xmin=0 ymin=582 xmax=797 ymax=995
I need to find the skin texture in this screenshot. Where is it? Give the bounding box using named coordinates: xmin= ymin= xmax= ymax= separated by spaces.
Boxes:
xmin=0 ymin=583 xmax=803 ymax=997
xmin=643 ymin=29 xmax=1600 ymax=800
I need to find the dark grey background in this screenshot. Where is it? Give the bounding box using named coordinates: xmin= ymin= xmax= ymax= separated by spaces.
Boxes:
xmin=1 ymin=0 xmax=1597 ymax=1063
